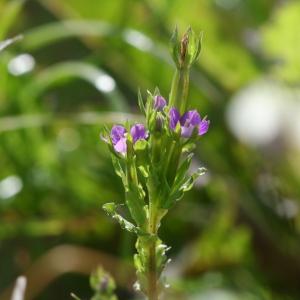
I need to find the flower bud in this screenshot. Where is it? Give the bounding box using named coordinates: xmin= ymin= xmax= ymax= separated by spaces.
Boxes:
xmin=170 ymin=27 xmax=202 ymax=69
xmin=154 ymin=95 xmax=167 ymax=111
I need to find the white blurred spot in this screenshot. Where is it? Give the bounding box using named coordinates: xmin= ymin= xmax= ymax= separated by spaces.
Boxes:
xmin=226 ymin=80 xmax=288 ymax=146
xmin=94 ymin=74 xmax=116 ymax=93
xmin=11 ymin=276 xmax=27 ymax=300
xmin=8 ymin=54 xmax=35 ymax=76
xmin=0 ymin=175 xmax=23 ymax=200
xmin=123 ymin=29 xmax=153 ymax=51
xmin=276 ymin=198 xmax=299 ymax=219
xmin=57 ymin=128 xmax=80 ymax=152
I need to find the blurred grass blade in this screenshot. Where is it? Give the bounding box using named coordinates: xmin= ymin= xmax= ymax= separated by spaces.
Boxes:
xmin=0 ymin=35 xmax=22 ymax=52
xmin=20 ymin=61 xmax=129 ymax=112
xmin=22 ymin=20 xmax=114 ymax=50
xmin=0 ymin=0 xmax=24 ymax=40
xmin=22 ymin=21 xmax=222 ymax=101
xmin=0 ymin=112 xmax=143 ymax=133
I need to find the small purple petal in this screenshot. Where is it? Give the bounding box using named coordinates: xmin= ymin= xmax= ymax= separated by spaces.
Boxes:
xmin=154 ymin=95 xmax=167 ymax=110
xmin=113 ymin=137 xmax=127 ymax=154
xmin=130 ymin=123 xmax=148 ymax=143
xmin=111 ymin=125 xmax=126 ymax=145
xmin=199 ymin=120 xmax=210 ymax=135
xmin=180 ymin=110 xmax=201 ymax=127
xmin=169 ymin=107 xmax=180 ymax=130
xmin=181 ymin=125 xmax=195 ymax=138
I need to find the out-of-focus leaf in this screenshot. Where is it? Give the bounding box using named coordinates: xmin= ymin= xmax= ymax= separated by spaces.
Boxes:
xmin=0 ymin=35 xmax=22 ymax=52
xmin=262 ymin=1 xmax=300 ymax=82
xmin=0 ymin=0 xmax=24 ymax=40
xmin=0 ymin=112 xmax=142 ymax=133
xmin=19 ymin=61 xmax=128 ymax=112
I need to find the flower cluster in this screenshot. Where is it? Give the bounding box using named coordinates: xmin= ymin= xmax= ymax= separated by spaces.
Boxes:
xmin=103 ymin=95 xmax=209 ymax=156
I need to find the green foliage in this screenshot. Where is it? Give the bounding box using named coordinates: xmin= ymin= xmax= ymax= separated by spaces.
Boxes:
xmin=262 ymin=1 xmax=300 ymax=82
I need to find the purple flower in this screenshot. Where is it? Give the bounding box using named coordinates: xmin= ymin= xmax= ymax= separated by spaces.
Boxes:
xmin=199 ymin=119 xmax=210 ymax=136
xmin=109 ymin=124 xmax=148 ymax=155
xmin=110 ymin=125 xmax=127 ymax=155
xmin=154 ymin=95 xmax=167 ymax=110
xmin=169 ymin=107 xmax=210 ymax=138
xmin=180 ymin=110 xmax=201 ymax=138
xmin=169 ymin=107 xmax=180 ymax=130
xmin=130 ymin=123 xmax=148 ymax=143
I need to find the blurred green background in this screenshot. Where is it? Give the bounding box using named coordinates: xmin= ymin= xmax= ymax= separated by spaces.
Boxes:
xmin=1 ymin=0 xmax=300 ymax=299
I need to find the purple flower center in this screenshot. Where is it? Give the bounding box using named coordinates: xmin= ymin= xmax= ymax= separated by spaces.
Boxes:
xmin=169 ymin=107 xmax=209 ymax=137
xmin=111 ymin=125 xmax=126 ymax=145
xmin=130 ymin=123 xmax=148 ymax=143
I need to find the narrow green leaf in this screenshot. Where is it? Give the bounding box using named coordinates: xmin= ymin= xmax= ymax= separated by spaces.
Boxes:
xmin=103 ymin=202 xmax=138 ymax=234
xmin=0 ymin=35 xmax=22 ymax=52
xmin=138 ymin=89 xmax=146 ymax=115
xmin=181 ymin=167 xmax=207 ymax=192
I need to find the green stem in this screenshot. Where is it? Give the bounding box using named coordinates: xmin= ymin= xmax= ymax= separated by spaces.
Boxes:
xmin=169 ymin=68 xmax=190 ymax=114
xmin=151 ymin=133 xmax=162 ymax=164
xmin=147 ymin=198 xmax=159 ymax=300
xmin=166 ymin=67 xmax=190 ymax=185
xmin=166 ymin=143 xmax=182 ymax=185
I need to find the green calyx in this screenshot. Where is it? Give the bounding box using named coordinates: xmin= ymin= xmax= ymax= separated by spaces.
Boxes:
xmin=170 ymin=26 xmax=203 ymax=70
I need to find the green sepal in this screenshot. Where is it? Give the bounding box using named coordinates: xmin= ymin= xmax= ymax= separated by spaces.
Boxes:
xmin=174 ymin=121 xmax=181 ymax=137
xmin=134 ymin=139 xmax=148 ymax=151
xmin=184 ymin=28 xmax=202 ymax=66
xmin=138 ymin=88 xmax=146 ymax=115
xmin=145 ymin=90 xmax=154 ymax=127
xmin=170 ymin=26 xmax=180 ymax=68
xmin=169 ymin=26 xmax=203 ymax=69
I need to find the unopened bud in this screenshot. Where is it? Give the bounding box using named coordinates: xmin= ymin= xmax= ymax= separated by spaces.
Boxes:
xmin=170 ymin=26 xmax=203 ymax=69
